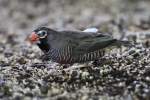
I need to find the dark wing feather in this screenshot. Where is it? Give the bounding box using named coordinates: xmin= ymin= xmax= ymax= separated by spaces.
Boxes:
xmin=58 ymin=30 xmax=117 ymax=56
xmin=73 ymin=35 xmax=117 ymax=55
xmin=59 ymin=30 xmax=103 ymax=38
xmin=50 ymin=30 xmax=101 ymax=49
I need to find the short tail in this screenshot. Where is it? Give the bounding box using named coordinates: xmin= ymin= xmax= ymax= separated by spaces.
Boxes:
xmin=113 ymin=40 xmax=134 ymax=47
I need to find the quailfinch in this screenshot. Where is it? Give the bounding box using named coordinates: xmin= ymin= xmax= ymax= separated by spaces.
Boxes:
xmin=29 ymin=27 xmax=130 ymax=64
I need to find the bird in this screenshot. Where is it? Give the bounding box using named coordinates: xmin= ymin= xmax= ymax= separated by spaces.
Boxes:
xmin=28 ymin=27 xmax=131 ymax=64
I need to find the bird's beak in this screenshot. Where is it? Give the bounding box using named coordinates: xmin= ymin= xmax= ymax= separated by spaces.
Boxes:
xmin=28 ymin=32 xmax=39 ymax=44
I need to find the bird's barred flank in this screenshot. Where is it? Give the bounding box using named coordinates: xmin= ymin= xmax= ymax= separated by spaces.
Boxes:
xmin=46 ymin=46 xmax=105 ymax=63
xmin=47 ymin=46 xmax=72 ymax=63
xmin=77 ymin=49 xmax=105 ymax=62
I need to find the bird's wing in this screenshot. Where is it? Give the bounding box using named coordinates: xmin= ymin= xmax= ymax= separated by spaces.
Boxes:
xmin=58 ymin=31 xmax=117 ymax=55
xmin=73 ymin=35 xmax=117 ymax=55
xmin=59 ymin=30 xmax=101 ymax=39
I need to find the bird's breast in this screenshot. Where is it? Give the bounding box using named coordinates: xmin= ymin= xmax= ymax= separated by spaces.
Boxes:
xmin=47 ymin=47 xmax=73 ymax=64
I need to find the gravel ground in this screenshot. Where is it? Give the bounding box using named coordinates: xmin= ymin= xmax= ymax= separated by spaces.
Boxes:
xmin=0 ymin=0 xmax=150 ymax=100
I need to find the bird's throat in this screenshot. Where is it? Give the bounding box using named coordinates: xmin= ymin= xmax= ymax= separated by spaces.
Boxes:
xmin=37 ymin=39 xmax=50 ymax=53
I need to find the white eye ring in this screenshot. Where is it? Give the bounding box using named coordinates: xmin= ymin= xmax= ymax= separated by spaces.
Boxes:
xmin=37 ymin=30 xmax=47 ymax=38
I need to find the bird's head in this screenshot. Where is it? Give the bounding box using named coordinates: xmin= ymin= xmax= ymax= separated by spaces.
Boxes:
xmin=28 ymin=27 xmax=56 ymax=52
xmin=29 ymin=27 xmax=49 ymax=44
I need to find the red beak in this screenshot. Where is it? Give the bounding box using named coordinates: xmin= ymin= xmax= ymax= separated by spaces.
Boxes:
xmin=29 ymin=32 xmax=39 ymax=43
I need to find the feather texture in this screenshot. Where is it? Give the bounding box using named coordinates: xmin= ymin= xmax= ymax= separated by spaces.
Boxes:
xmin=33 ymin=27 xmax=131 ymax=64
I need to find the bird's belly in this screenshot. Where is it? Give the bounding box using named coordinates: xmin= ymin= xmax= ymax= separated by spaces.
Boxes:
xmin=49 ymin=49 xmax=105 ymax=64
xmin=49 ymin=53 xmax=72 ymax=64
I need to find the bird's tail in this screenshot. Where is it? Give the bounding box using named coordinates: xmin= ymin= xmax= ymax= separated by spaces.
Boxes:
xmin=113 ymin=40 xmax=133 ymax=47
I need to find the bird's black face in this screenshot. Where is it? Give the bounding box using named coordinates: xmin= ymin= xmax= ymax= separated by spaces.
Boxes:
xmin=29 ymin=27 xmax=51 ymax=52
xmin=29 ymin=27 xmax=49 ymax=44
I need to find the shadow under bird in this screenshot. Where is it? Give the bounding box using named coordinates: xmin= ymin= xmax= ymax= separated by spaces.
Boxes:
xmin=28 ymin=27 xmax=130 ymax=64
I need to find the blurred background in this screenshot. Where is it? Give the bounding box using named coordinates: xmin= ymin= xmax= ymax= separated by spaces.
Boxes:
xmin=1 ymin=0 xmax=150 ymax=100
xmin=1 ymin=0 xmax=150 ymax=36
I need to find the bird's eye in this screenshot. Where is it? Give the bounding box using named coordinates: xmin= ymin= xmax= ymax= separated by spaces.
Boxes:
xmin=37 ymin=30 xmax=47 ymax=38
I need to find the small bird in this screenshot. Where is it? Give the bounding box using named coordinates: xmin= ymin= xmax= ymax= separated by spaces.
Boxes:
xmin=29 ymin=27 xmax=130 ymax=64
